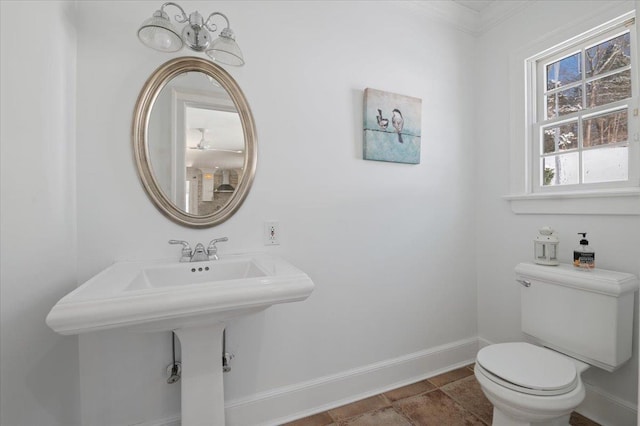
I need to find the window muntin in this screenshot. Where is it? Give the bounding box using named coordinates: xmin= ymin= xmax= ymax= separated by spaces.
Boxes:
xmin=533 ymin=21 xmax=636 ymax=192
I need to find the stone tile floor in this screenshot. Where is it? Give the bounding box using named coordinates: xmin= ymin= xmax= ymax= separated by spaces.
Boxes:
xmin=283 ymin=365 xmax=600 ymax=426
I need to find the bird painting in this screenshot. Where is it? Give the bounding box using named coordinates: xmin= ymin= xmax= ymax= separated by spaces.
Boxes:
xmin=363 ymin=88 xmax=421 ymax=164
xmin=392 ymin=109 xmax=404 ymax=143
xmin=376 ymin=109 xmax=389 ymax=129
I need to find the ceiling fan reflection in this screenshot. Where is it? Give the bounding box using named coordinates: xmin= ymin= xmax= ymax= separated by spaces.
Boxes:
xmin=188 ymin=127 xmax=243 ymax=153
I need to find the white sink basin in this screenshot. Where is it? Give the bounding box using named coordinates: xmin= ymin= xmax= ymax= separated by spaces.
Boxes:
xmin=46 ymin=253 xmax=315 ymax=334
xmin=126 ymin=258 xmax=268 ymax=291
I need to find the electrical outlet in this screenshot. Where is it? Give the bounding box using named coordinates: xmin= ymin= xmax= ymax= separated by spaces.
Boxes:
xmin=264 ymin=221 xmax=280 ymax=245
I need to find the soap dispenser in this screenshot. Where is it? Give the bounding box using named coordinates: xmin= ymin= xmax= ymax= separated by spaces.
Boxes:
xmin=573 ymin=233 xmax=595 ymax=270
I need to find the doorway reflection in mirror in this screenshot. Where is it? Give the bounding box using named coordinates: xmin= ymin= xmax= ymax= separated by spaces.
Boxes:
xmin=147 ymin=70 xmax=244 ymax=216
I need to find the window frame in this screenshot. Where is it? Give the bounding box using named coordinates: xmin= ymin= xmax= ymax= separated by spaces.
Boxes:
xmin=505 ymin=7 xmax=640 ymax=215
xmin=529 ymin=17 xmax=638 ymax=193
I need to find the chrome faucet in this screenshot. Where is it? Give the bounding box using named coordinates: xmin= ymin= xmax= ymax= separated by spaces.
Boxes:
xmin=207 ymin=237 xmax=228 ymax=260
xmin=168 ymin=240 xmax=193 ymax=262
xmin=190 ymin=243 xmax=209 ymax=262
xmin=169 ymin=237 xmax=228 ymax=262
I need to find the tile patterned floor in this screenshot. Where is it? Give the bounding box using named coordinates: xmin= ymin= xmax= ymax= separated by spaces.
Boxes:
xmin=283 ymin=365 xmax=601 ymax=426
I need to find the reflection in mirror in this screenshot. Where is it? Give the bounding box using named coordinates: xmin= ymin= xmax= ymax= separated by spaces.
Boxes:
xmin=133 ymin=57 xmax=256 ymax=228
xmin=148 ymin=71 xmax=245 ymax=215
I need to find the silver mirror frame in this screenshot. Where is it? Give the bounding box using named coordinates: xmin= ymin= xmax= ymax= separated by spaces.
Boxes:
xmin=132 ymin=56 xmax=257 ymax=228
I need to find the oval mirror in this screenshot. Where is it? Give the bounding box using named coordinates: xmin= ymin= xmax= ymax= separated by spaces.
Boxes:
xmin=132 ymin=57 xmax=257 ymax=228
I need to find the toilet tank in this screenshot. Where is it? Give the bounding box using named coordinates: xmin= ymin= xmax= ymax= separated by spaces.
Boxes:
xmin=515 ymin=262 xmax=638 ymax=372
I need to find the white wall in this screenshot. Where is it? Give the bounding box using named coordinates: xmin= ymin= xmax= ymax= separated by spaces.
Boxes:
xmin=72 ymin=1 xmax=478 ymax=424
xmin=475 ymin=1 xmax=640 ymax=423
xmin=0 ymin=2 xmax=80 ymax=425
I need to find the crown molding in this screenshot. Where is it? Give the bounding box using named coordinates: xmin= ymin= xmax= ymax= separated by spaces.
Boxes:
xmin=407 ymin=0 xmax=480 ymax=35
xmin=477 ymin=0 xmax=531 ymax=34
xmin=406 ymin=0 xmax=532 ymax=36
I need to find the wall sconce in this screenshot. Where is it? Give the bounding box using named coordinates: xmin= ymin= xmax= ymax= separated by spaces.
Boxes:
xmin=137 ymin=2 xmax=244 ymax=66
xmin=534 ymin=226 xmax=559 ymax=266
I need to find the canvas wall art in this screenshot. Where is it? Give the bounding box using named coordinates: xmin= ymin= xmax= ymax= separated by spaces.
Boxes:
xmin=363 ymin=88 xmax=422 ymax=164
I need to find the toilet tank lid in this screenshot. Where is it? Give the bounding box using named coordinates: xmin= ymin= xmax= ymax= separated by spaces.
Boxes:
xmin=515 ymin=263 xmax=638 ymax=297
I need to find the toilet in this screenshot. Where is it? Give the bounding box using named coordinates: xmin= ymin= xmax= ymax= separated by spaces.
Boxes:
xmin=475 ymin=262 xmax=638 ymax=426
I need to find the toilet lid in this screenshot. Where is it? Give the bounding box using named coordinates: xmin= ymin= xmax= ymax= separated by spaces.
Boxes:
xmin=477 ymin=342 xmax=577 ymax=394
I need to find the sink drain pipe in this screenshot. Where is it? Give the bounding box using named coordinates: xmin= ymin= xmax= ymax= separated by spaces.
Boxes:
xmin=167 ymin=329 xmax=234 ymax=384
xmin=167 ymin=332 xmax=181 ymax=384
xmin=222 ymin=329 xmax=234 ymax=372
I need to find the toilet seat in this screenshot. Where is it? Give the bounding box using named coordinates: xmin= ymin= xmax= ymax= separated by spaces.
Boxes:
xmin=476 ymin=342 xmax=578 ymax=396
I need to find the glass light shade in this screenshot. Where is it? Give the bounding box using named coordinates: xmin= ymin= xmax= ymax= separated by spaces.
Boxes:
xmin=205 ymin=29 xmax=244 ymax=66
xmin=138 ymin=11 xmax=183 ymax=52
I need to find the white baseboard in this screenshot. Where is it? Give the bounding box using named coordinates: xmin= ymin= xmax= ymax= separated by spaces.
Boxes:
xmin=478 ymin=336 xmax=492 ymax=349
xmin=225 ymin=337 xmax=479 ymax=426
xmin=577 ymin=383 xmax=637 ymax=426
xmin=132 ymin=415 xmax=180 ymax=426
xmin=147 ymin=336 xmax=637 ymax=426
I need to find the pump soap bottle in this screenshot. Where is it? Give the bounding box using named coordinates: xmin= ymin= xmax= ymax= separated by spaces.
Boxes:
xmin=573 ymin=233 xmax=595 ymax=270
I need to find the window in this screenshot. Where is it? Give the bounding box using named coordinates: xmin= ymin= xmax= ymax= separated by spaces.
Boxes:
xmin=529 ymin=15 xmax=638 ymax=193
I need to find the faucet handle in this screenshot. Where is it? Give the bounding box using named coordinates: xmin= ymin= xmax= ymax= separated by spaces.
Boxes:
xmin=208 ymin=237 xmax=228 ymax=247
xmin=169 ymin=240 xmax=192 ymax=262
xmin=169 ymin=239 xmax=191 ymax=249
xmin=207 ymin=237 xmax=228 ymax=260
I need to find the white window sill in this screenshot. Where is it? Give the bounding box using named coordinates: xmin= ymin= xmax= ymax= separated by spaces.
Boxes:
xmin=503 ymin=188 xmax=640 ymax=215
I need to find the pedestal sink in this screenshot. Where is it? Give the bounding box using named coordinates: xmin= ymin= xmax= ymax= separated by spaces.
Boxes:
xmin=46 ymin=253 xmax=315 ymax=425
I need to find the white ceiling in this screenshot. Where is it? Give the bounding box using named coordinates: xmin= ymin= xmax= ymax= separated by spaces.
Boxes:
xmin=185 ymin=107 xmax=245 ymax=171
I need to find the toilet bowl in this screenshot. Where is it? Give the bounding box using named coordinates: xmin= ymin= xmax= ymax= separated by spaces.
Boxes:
xmin=475 ymin=342 xmax=588 ymax=426
xmin=474 ymin=263 xmax=639 ymax=426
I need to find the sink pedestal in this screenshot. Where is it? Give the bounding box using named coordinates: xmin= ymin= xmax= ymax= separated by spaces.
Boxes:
xmin=174 ymin=323 xmax=227 ymax=425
